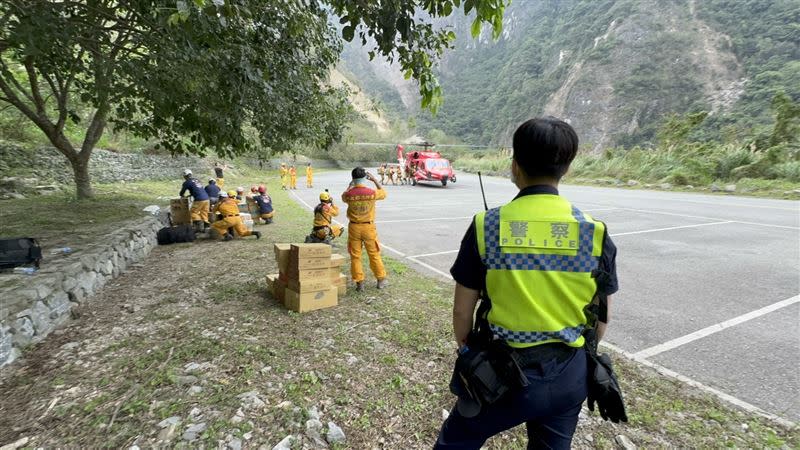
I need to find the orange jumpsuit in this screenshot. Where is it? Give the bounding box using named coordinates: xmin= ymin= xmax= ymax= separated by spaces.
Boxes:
xmin=279 ymin=166 xmax=288 ymax=190
xmin=342 ymin=184 xmax=387 ymax=283
xmin=306 ymin=166 xmax=314 ymax=188
xmin=313 ymin=202 xmax=343 ymax=240
xmin=289 ymin=167 xmax=297 ymax=189
xmin=212 ymin=198 xmax=254 ymax=238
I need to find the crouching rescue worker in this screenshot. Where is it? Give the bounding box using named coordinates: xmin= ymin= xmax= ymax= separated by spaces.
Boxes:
xmin=179 ymin=169 xmax=210 ymax=232
xmin=307 ymin=190 xmax=343 ymax=244
xmin=253 ymin=186 xmax=275 ymax=224
xmin=434 ymin=117 xmax=623 ymax=449
xmin=211 ymin=190 xmax=261 ymax=241
xmin=342 ymin=168 xmax=387 ymax=291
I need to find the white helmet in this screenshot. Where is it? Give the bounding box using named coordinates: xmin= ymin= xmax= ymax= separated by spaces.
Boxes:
xmin=183 ymin=169 xmax=192 ymax=176
xmin=219 ymin=191 xmax=229 ymax=198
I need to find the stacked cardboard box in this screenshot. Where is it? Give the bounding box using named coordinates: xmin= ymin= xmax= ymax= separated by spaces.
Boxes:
xmin=266 ymin=243 xmax=347 ymax=313
xmin=170 ymin=198 xmax=191 ymax=225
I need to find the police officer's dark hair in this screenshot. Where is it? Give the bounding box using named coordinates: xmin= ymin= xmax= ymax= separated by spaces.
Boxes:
xmin=512 ymin=117 xmax=579 ymax=180
xmin=352 ymin=167 xmax=366 ymax=179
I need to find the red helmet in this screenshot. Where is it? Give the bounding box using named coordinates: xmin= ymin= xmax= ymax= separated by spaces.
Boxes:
xmin=258 ymin=186 xmax=266 ymax=194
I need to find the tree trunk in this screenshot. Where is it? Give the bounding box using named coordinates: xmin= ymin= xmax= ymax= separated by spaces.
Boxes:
xmin=71 ymin=156 xmax=93 ymax=199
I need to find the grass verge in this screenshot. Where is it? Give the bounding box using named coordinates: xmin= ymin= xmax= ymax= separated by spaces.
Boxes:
xmin=0 ymin=174 xmax=797 ymax=449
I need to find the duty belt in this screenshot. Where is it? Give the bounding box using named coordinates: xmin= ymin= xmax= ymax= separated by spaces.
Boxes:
xmin=513 ymin=343 xmax=576 ymax=367
xmin=313 ymin=225 xmax=331 ymax=231
xmin=350 ymin=221 xmax=373 ymax=224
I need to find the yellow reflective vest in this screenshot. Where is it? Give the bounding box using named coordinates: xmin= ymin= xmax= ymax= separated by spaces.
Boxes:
xmin=475 ymin=194 xmax=605 ymax=349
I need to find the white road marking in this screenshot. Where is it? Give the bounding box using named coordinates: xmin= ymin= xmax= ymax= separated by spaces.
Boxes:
xmin=379 ymin=243 xmax=407 ymax=257
xmin=611 ymin=221 xmax=733 ymax=237
xmin=601 ymin=341 xmax=797 ymax=428
xmin=407 ymin=256 xmax=454 ymax=279
xmin=376 ymin=216 xmax=473 ymax=224
xmin=619 ymin=207 xmax=800 ymax=231
xmin=633 ymin=294 xmax=800 ymax=360
xmin=409 ymin=249 xmax=460 ymax=258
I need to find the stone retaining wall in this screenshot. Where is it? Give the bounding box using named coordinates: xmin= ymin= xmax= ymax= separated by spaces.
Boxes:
xmin=0 ymin=215 xmax=165 ymax=367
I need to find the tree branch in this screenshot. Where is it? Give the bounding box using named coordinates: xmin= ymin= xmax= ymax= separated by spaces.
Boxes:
xmin=23 ymin=57 xmax=48 ymax=117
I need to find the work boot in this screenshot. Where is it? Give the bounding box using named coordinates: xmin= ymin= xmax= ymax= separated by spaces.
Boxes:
xmin=223 ymin=233 xmax=233 ymax=241
xmin=254 ymin=231 xmax=261 ymax=240
xmin=355 ymin=282 xmax=364 ymax=292
xmin=376 ymin=278 xmax=388 ymax=289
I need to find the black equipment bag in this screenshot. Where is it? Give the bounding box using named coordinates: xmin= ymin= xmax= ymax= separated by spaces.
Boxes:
xmin=156 ymin=225 xmax=196 ymax=245
xmin=0 ymin=238 xmax=43 ymax=269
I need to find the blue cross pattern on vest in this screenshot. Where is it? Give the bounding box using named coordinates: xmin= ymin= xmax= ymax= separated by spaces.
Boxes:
xmin=490 ymin=323 xmax=586 ymax=344
xmin=482 ymin=206 xmax=598 ymax=272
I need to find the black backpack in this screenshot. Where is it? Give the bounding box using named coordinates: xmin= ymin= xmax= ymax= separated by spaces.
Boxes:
xmin=0 ymin=238 xmax=43 ymax=269
xmin=156 ymin=225 xmax=196 ymax=245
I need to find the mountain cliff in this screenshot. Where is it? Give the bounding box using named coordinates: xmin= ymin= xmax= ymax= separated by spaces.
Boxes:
xmin=340 ymin=0 xmax=799 ymax=150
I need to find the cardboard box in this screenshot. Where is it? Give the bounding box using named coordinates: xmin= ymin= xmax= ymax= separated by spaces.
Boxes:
xmin=290 ymin=243 xmax=332 ymax=259
xmin=329 ymin=253 xmax=346 ymax=267
xmin=274 ymin=244 xmax=291 ymax=273
xmin=170 ymin=198 xmax=191 ymax=225
xmin=329 ymin=267 xmax=342 ymax=280
xmin=291 ymin=256 xmax=333 ymax=270
xmin=333 ymin=273 xmax=346 ymax=286
xmin=288 ymin=277 xmax=333 ymax=293
xmin=274 ymin=278 xmax=288 ymax=304
xmin=266 ymin=274 xmax=278 ymax=296
xmin=336 ymin=284 xmax=346 ymax=296
xmin=285 ymin=287 xmax=338 ymax=313
xmin=289 ymin=267 xmax=330 ymax=282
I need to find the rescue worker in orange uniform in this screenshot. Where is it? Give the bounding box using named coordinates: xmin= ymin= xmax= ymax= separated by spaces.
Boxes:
xmin=280 ymin=163 xmax=288 ymax=190
xmin=212 ymin=191 xmax=261 ymax=241
xmin=306 ymin=163 xmax=314 ymax=188
xmin=342 ymin=167 xmax=387 ymax=291
xmin=378 ymin=164 xmax=386 ymax=184
xmin=289 ymin=165 xmax=298 ymax=189
xmin=386 ymin=165 xmax=395 ymax=185
xmin=310 ymin=190 xmax=343 ymax=243
xmin=395 ymin=165 xmax=404 ymax=185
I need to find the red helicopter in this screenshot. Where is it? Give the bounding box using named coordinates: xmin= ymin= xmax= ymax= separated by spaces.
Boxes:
xmin=397 ymin=142 xmax=456 ymax=187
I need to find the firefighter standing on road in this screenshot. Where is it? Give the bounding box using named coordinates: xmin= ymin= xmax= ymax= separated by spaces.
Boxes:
xmin=434 ymin=117 xmax=622 ymax=449
xmin=306 ymin=163 xmax=314 ymax=188
xmin=279 ymin=163 xmax=288 ymax=190
xmin=342 ymin=167 xmax=387 ymax=291
xmin=290 ymin=165 xmax=298 ymax=189
xmin=378 ymin=164 xmax=386 ymax=184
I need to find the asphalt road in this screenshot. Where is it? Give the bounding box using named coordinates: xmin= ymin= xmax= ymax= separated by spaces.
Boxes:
xmin=288 ymin=169 xmax=800 ymax=423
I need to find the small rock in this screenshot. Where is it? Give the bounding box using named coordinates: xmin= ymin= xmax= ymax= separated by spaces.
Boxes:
xmin=174 ymin=375 xmax=199 ymax=386
xmin=182 ymin=422 xmax=207 ymax=442
xmin=0 ymin=436 xmax=29 ymax=450
xmin=346 ymin=355 xmax=358 ymax=365
xmin=659 ymin=183 xmax=672 ymax=190
xmin=260 ymin=366 xmax=272 ymax=374
xmin=227 ymin=438 xmax=242 ymax=450
xmin=238 ymin=390 xmax=266 ymax=410
xmin=277 ymin=400 xmax=293 ymax=409
xmin=326 ymin=421 xmax=346 ymax=444
xmin=272 ymin=435 xmax=295 ymax=450
xmin=711 ymin=184 xmax=722 ymax=192
xmin=724 ymin=184 xmax=736 ymax=193
xmin=187 ymin=385 xmax=203 ymax=395
xmin=584 ymin=434 xmax=594 ymax=443
xmin=189 ymin=407 xmax=202 ymax=418
xmin=243 ymin=431 xmax=253 ymax=440
xmin=230 ymin=408 xmax=246 ymax=424
xmin=615 ymin=434 xmax=636 ymax=450
xmin=441 ymin=409 xmax=450 ymax=420
xmin=426 ymin=361 xmax=435 ymax=368
xmin=129 ymin=445 xmax=140 ymax=450
xmin=627 ymin=180 xmax=639 ymax=186
xmin=158 ymin=416 xmax=182 ymax=428
xmin=306 ymin=418 xmax=323 ymax=433
xmin=61 ymin=342 xmax=79 ymax=351
xmin=685 ymin=185 xmax=694 ymax=189
xmin=741 ymin=423 xmax=749 ymax=431
xmin=308 ymin=406 xmax=321 ymax=420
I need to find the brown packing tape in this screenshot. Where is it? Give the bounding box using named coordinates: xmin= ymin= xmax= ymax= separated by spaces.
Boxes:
xmin=329 ymin=253 xmax=346 ymax=267
xmin=290 ymin=243 xmax=332 ymax=259
xmin=284 ymin=287 xmax=338 ymax=313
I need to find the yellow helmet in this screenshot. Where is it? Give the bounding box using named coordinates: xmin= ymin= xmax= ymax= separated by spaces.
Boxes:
xmin=227 ymin=190 xmax=237 ymax=198
xmin=319 ymin=191 xmax=331 ymax=202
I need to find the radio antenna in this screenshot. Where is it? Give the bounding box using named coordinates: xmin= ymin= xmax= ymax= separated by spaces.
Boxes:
xmin=478 ymin=171 xmax=488 ymax=211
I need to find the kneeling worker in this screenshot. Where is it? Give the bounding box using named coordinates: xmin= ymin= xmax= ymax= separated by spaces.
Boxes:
xmin=308 ymin=190 xmax=343 ymax=243
xmin=253 ymin=186 xmax=275 ymax=224
xmin=212 ymin=190 xmax=261 ymax=241
xmin=342 ymin=168 xmax=387 ymax=291
xmin=180 ymin=169 xmax=210 ymax=232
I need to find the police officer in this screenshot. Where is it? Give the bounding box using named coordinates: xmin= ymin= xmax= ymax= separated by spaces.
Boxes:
xmin=434 ymin=117 xmax=619 ymax=449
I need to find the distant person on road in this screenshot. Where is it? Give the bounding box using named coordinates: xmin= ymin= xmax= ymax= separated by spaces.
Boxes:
xmin=179 ymin=169 xmax=210 ymax=233
xmin=280 ymin=163 xmax=288 ymax=190
xmin=342 ymin=167 xmax=387 ymax=291
xmin=253 ymin=186 xmax=275 ymax=224
xmin=386 ymin=164 xmax=396 ymax=185
xmin=289 ymin=165 xmax=298 ymax=189
xmin=434 ymin=117 xmax=623 ymax=449
xmin=306 ymin=162 xmax=314 ymax=188
xmin=212 ymin=191 xmax=261 ymax=241
xmin=378 ymin=164 xmax=386 ymax=184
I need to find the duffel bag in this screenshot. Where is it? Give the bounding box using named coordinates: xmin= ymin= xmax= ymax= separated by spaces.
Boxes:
xmin=0 ymin=238 xmax=43 ymax=269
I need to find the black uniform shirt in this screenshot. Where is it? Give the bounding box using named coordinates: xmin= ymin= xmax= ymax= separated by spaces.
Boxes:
xmin=450 ymin=185 xmax=619 ymax=295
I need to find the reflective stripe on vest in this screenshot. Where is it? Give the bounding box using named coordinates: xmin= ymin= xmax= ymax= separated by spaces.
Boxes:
xmin=476 ymin=195 xmax=604 ymax=348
